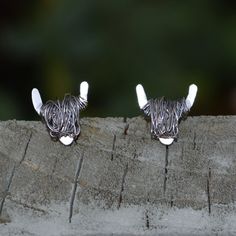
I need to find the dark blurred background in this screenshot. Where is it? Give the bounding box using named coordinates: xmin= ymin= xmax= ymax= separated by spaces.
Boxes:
xmin=0 ymin=0 xmax=236 ymax=120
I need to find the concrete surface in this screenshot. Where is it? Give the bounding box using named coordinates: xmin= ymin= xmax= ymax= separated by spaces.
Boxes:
xmin=0 ymin=116 xmax=235 ymax=235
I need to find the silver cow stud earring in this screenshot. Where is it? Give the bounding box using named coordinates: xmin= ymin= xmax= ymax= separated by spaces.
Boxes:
xmin=31 ymin=81 xmax=89 ymax=146
xmin=136 ymin=83 xmax=197 ymax=145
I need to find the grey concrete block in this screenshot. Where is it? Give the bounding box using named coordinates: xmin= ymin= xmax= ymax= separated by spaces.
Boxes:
xmin=0 ymin=116 xmax=235 ymax=235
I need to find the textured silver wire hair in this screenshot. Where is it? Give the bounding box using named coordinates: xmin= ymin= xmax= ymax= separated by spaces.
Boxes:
xmin=40 ymin=95 xmax=87 ymax=140
xmin=136 ymin=84 xmax=197 ymax=145
xmin=142 ymin=97 xmax=189 ymax=140
xmin=32 ymin=81 xmax=89 ymax=145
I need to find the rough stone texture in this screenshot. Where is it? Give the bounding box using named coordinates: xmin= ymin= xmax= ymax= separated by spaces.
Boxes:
xmin=0 ymin=116 xmax=235 ymax=235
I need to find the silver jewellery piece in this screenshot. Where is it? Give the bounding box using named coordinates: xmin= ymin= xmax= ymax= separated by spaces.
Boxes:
xmin=136 ymin=84 xmax=198 ymax=145
xmin=31 ymin=81 xmax=89 ymax=146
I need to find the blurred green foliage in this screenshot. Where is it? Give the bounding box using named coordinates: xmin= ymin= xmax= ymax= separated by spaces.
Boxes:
xmin=0 ymin=0 xmax=236 ymax=120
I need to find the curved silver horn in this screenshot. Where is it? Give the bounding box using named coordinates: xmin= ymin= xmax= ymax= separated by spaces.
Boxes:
xmin=186 ymin=84 xmax=198 ymax=110
xmin=79 ymin=81 xmax=89 ymax=103
xmin=136 ymin=84 xmax=148 ymax=109
xmin=31 ymin=88 xmax=43 ymax=115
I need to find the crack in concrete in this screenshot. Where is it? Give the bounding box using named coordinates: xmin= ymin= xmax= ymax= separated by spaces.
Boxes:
xmin=0 ymin=131 xmax=32 ymax=216
xmin=163 ymin=145 xmax=169 ymax=195
xmin=0 ymin=165 xmax=16 ymax=216
xmin=111 ymin=134 xmax=116 ymax=161
xmin=117 ymin=163 xmax=128 ymax=209
xmin=145 ymin=196 xmax=151 ymax=230
xmin=193 ymin=131 xmax=196 ymax=150
xmin=20 ymin=132 xmax=32 ymax=165
xmin=145 ymin=210 xmax=150 ymax=229
xmin=69 ymin=153 xmax=84 ymax=223
xmin=9 ymin=198 xmax=47 ymax=214
xmin=133 ymin=152 xmax=137 ymax=160
xmin=207 ymin=167 xmax=212 ymax=215
xmin=170 ymin=195 xmax=174 ymax=207
xmin=123 ymin=124 xmax=129 ymax=136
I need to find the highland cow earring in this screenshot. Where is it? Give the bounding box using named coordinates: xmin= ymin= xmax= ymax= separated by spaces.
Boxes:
xmin=31 ymin=81 xmax=89 ymax=146
xmin=136 ymin=83 xmax=197 ymax=145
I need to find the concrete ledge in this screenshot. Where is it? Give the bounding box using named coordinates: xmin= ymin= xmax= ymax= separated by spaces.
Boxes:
xmin=0 ymin=116 xmax=235 ymax=235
